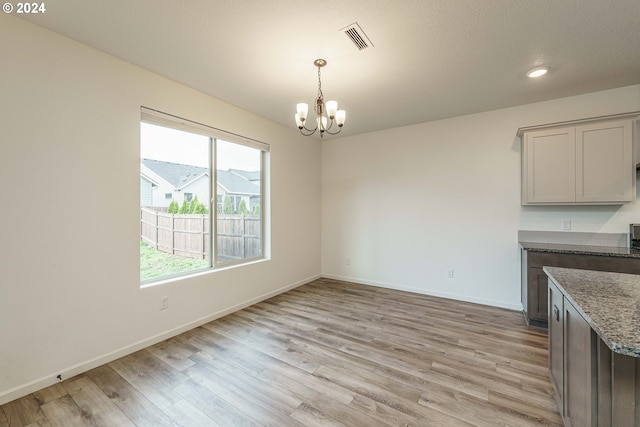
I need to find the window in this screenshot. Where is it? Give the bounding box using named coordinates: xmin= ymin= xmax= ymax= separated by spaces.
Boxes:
xmin=140 ymin=108 xmax=268 ymax=284
xmin=215 ymin=140 xmax=263 ymax=264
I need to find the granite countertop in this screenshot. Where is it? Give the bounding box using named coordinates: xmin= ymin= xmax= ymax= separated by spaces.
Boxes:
xmin=520 ymin=241 xmax=640 ymax=259
xmin=543 ymin=266 xmax=640 ymax=358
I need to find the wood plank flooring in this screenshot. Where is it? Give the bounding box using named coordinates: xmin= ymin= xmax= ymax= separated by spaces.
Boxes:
xmin=0 ymin=278 xmax=562 ymax=426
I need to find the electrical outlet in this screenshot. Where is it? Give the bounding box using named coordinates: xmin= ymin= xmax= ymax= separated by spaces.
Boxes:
xmin=345 ymin=258 xmax=351 ymax=266
xmin=447 ymin=269 xmax=454 ymax=279
xmin=562 ymin=220 xmax=572 ymax=231
xmin=160 ymin=296 xmax=169 ymax=310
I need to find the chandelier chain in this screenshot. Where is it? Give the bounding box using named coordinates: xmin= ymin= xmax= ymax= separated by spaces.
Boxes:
xmin=316 ymin=66 xmax=324 ymax=112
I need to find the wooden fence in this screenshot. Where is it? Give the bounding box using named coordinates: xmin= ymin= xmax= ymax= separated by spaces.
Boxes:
xmin=140 ymin=207 xmax=261 ymax=261
xmin=215 ymin=214 xmax=262 ymax=261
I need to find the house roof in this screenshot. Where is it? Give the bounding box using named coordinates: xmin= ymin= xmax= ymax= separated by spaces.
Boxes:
xmin=229 ymin=169 xmax=260 ymax=182
xmin=141 ymin=158 xmax=207 ymax=190
xmin=141 ymin=158 xmax=260 ymax=195
xmin=217 ymin=170 xmax=260 ymax=196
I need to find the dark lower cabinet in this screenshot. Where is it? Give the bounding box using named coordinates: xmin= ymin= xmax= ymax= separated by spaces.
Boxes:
xmin=521 ymin=248 xmax=640 ymax=327
xmin=563 ymin=299 xmax=597 ymax=427
xmin=548 ymin=280 xmax=564 ymax=412
xmin=548 ymin=276 xmax=640 ymax=426
xmin=522 ymin=249 xmax=550 ymax=326
xmin=527 ymin=266 xmax=549 ymax=324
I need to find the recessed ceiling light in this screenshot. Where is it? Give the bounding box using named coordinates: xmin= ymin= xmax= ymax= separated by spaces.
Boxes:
xmin=527 ymin=67 xmax=549 ymax=78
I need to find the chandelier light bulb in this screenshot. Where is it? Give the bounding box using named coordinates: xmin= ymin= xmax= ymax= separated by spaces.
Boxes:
xmin=326 ymin=100 xmax=338 ymax=119
xmin=296 ymin=103 xmax=308 ymax=121
xmin=335 ymin=110 xmax=346 ymax=127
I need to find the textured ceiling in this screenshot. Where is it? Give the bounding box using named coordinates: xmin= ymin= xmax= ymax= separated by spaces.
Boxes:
xmin=18 ymin=0 xmax=640 ymax=138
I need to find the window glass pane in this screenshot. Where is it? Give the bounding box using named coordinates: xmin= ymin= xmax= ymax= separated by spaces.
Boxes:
xmin=216 ymin=139 xmax=262 ymax=265
xmin=140 ymin=122 xmax=210 ymax=282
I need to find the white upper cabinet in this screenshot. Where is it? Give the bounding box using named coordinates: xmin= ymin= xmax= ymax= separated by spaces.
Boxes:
xmin=520 ymin=114 xmax=638 ymax=205
xmin=524 ymin=127 xmax=576 ymax=204
xmin=576 ymin=120 xmax=633 ymax=203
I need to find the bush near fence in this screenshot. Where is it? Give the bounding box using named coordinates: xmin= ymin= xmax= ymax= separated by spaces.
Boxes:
xmin=140 ymin=207 xmax=261 ymax=261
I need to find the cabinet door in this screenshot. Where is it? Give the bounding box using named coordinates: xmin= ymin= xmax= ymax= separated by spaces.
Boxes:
xmin=564 ymin=300 xmax=597 ymax=427
xmin=521 ymin=248 xmax=528 ymax=314
xmin=523 ymin=127 xmax=576 ymax=204
xmin=576 ymin=119 xmax=634 ymax=203
xmin=548 ymin=279 xmax=564 ymax=414
xmin=527 ymin=267 xmax=549 ymax=322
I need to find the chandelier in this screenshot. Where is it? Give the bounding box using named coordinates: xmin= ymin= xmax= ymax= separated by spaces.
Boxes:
xmin=294 ymin=59 xmax=346 ymax=137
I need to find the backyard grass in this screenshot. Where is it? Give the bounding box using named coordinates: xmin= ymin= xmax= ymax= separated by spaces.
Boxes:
xmin=140 ymin=242 xmax=209 ymax=281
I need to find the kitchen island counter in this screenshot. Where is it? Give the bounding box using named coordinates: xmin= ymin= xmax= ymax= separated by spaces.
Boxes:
xmin=544 ymin=267 xmax=640 ymax=357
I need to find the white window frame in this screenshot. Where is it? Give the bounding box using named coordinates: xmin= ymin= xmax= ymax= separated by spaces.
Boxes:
xmin=140 ymin=107 xmax=269 ymax=284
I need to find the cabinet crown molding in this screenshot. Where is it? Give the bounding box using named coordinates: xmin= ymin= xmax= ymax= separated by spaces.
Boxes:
xmin=517 ymin=111 xmax=640 ymax=137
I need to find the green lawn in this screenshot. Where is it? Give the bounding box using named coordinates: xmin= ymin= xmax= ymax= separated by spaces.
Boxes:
xmin=140 ymin=242 xmax=209 ymax=281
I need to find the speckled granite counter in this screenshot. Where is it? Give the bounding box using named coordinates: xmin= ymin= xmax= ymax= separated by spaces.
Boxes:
xmin=543 ymin=266 xmax=640 ymax=358
xmin=521 ymin=241 xmax=640 ymax=258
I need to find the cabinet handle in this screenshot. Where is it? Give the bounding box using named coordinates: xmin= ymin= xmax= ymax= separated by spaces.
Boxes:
xmin=553 ymin=305 xmax=560 ymax=322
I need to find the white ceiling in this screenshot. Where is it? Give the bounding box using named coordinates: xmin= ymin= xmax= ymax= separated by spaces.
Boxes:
xmin=19 ymin=0 xmax=640 ymax=138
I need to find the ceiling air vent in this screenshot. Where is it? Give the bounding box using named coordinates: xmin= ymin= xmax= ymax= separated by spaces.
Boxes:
xmin=341 ymin=22 xmax=373 ymax=51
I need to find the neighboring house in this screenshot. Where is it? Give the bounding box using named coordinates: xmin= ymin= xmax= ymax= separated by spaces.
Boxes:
xmin=216 ymin=169 xmax=261 ymax=213
xmin=140 ymin=158 xmax=260 ymax=213
xmin=140 ymin=158 xmax=209 ymax=208
xmin=229 ymin=169 xmax=261 ymax=185
xmin=139 ymin=174 xmax=158 ymax=207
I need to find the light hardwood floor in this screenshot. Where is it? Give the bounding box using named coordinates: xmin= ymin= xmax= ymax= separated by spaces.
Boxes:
xmin=0 ymin=278 xmax=562 ymax=426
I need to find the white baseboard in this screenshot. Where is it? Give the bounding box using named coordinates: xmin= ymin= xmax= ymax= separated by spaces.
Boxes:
xmin=321 ymin=273 xmax=523 ymax=311
xmin=0 ymin=274 xmax=320 ymax=406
